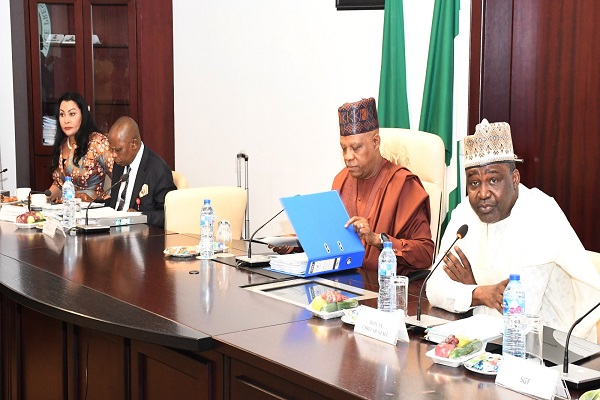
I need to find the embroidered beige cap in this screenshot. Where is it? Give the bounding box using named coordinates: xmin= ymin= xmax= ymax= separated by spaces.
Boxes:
xmin=464 ymin=119 xmax=523 ymax=169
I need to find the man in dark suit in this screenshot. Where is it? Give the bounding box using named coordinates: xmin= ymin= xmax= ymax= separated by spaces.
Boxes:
xmin=106 ymin=116 xmax=176 ymax=228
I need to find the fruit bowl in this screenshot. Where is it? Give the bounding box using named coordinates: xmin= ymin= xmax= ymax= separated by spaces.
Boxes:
xmin=14 ymin=222 xmax=44 ymax=229
xmin=15 ymin=211 xmax=45 ymax=225
xmin=426 ymin=347 xmax=486 ymax=368
xmin=305 ymin=304 xmax=346 ymax=320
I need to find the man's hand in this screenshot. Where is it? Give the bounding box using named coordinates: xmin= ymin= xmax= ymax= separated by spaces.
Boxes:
xmin=268 ymin=245 xmax=295 ymax=255
xmin=345 ymin=216 xmax=379 ymax=247
xmin=76 ymin=192 xmax=94 ymax=202
xmin=442 ymin=246 xmax=476 ymax=285
xmin=471 ymin=279 xmax=509 ymax=313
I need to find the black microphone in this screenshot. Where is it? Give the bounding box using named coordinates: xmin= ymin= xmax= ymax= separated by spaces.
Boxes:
xmin=27 ymin=190 xmax=52 ymax=211
xmin=550 ymin=300 xmax=600 ymax=388
xmin=405 ymin=224 xmax=468 ymax=328
xmin=236 ymin=208 xmax=285 ymax=266
xmin=78 ymin=173 xmax=129 ymax=233
xmin=0 ymin=168 xmax=7 ymax=174
xmin=236 ymin=152 xmax=249 ymax=161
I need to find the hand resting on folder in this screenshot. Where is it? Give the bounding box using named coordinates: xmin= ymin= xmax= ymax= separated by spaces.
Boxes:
xmin=268 ymin=211 xmax=376 ymax=255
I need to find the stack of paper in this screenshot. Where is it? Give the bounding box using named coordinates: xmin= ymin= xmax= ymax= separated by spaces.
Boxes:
xmin=268 ymin=252 xmax=308 ymax=275
xmin=42 ymin=116 xmax=56 ymax=146
xmin=425 ymin=314 xmax=504 ymax=344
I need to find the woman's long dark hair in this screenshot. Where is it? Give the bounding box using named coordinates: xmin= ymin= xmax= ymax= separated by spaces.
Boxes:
xmin=50 ymin=92 xmax=100 ymax=172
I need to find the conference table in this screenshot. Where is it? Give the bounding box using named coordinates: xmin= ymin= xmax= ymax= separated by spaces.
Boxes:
xmin=0 ymin=218 xmax=597 ymax=399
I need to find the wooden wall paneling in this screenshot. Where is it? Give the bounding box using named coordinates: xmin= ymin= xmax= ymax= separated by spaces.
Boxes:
xmin=0 ymin=295 xmax=12 ymax=400
xmin=479 ymin=0 xmax=513 ymax=125
xmin=229 ymin=359 xmax=330 ymax=400
xmin=32 ymin=155 xmax=54 ymax=192
xmin=19 ymin=306 xmax=66 ymax=400
xmin=11 ymin=0 xmax=32 ymax=187
xmin=472 ymin=0 xmax=600 ymax=250
xmin=130 ymin=340 xmax=215 ymax=400
xmin=136 ymin=0 xmax=175 ymax=169
xmin=68 ymin=327 xmax=128 ymax=400
xmin=509 ymin=0 xmax=600 ymax=251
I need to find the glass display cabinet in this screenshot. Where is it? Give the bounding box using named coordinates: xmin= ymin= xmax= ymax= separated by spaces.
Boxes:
xmin=27 ymin=0 xmax=137 ymax=190
xmin=22 ymin=0 xmax=174 ymax=191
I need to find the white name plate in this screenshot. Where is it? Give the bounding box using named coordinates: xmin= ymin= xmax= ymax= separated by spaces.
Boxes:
xmin=496 ymin=355 xmax=561 ymax=400
xmin=354 ymin=305 xmax=401 ymax=345
xmin=43 ymin=218 xmax=64 ymax=238
xmin=0 ymin=205 xmax=26 ymax=222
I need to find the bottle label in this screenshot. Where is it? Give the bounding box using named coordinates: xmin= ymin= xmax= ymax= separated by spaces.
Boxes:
xmin=200 ymin=215 xmax=213 ymax=227
xmin=378 ymin=262 xmax=395 ymax=277
xmin=503 ymin=298 xmax=525 ymax=315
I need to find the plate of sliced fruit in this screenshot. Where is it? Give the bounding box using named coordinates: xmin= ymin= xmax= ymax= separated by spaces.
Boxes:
xmin=306 ymin=290 xmax=359 ymax=320
xmin=427 ymin=334 xmax=485 ymax=367
xmin=163 ymin=246 xmax=199 ymax=258
xmin=14 ymin=211 xmax=45 ymax=229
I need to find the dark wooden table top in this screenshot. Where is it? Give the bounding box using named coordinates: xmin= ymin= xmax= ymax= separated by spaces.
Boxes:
xmin=1 ymin=220 xmax=598 ymax=399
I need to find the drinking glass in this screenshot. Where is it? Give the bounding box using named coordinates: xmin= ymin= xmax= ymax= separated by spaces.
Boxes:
xmin=525 ymin=314 xmax=544 ymax=365
xmin=393 ymin=276 xmax=409 ymax=317
xmin=216 ymin=220 xmax=232 ymax=254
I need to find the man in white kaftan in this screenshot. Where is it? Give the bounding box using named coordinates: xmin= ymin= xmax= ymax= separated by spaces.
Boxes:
xmin=426 ymin=120 xmax=600 ymax=341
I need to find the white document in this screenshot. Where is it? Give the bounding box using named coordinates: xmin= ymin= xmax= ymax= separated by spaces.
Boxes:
xmin=425 ymin=314 xmax=504 ymax=344
xmin=255 ymin=236 xmax=300 ymax=247
xmin=0 ymin=205 xmax=27 ymax=222
xmin=84 ymin=207 xmax=142 ymax=218
xmin=268 ymin=252 xmax=307 ymax=274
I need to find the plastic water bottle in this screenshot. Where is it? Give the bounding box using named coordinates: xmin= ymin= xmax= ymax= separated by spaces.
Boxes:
xmin=199 ymin=199 xmax=215 ymax=259
xmin=62 ymin=176 xmax=76 ymax=230
xmin=502 ymin=274 xmax=526 ymax=358
xmin=378 ymin=241 xmax=397 ymax=312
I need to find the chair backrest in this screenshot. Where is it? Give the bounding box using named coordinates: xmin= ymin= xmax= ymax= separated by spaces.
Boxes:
xmin=172 ymin=171 xmax=189 ymax=190
xmin=164 ymin=186 xmax=247 ymax=239
xmin=588 ymin=250 xmax=600 ymax=273
xmin=588 ymin=250 xmax=600 ymax=343
xmin=379 ymin=128 xmax=446 ymax=258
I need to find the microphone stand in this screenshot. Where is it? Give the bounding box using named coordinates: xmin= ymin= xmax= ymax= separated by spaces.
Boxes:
xmin=551 ymin=300 xmax=600 ymax=389
xmin=236 ymin=152 xmax=249 ymax=239
xmin=0 ymin=167 xmax=6 ymax=194
xmin=77 ymin=173 xmax=129 ymax=233
xmin=236 ymin=208 xmax=285 ymax=266
xmin=405 ymin=224 xmax=468 ymax=329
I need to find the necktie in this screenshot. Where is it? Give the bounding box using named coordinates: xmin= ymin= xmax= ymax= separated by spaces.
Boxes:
xmin=117 ymin=166 xmax=131 ymax=211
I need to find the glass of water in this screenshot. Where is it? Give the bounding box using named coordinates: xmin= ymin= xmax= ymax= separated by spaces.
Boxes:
xmin=215 ymin=220 xmax=232 ymax=255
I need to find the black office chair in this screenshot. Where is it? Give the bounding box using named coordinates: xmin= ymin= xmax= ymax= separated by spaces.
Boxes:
xmin=407 ymin=269 xmax=431 ymax=283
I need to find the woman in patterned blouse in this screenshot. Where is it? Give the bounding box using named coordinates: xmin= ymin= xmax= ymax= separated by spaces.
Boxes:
xmin=47 ymin=92 xmax=114 ymax=202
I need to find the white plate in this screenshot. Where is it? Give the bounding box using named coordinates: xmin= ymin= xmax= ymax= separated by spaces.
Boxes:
xmin=426 ymin=347 xmax=486 ymax=368
xmin=463 ymin=352 xmax=503 ymax=375
xmin=341 ymin=315 xmax=355 ymax=325
xmin=163 ymin=246 xmax=199 ymax=258
xmin=14 ymin=222 xmax=43 ymax=229
xmin=305 ymin=304 xmax=345 ymax=320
